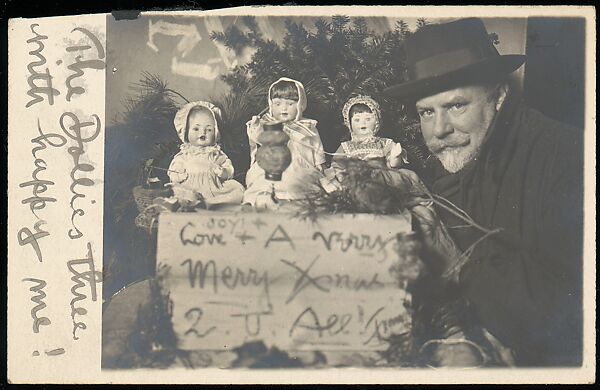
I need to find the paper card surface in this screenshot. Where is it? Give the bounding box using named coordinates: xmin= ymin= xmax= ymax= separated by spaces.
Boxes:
xmin=156 ymin=211 xmax=412 ymax=352
xmin=7 ymin=14 xmax=106 ymax=382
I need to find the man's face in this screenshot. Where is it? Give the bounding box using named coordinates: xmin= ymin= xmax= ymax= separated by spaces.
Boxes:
xmin=416 ymin=84 xmax=502 ymax=173
xmin=271 ymin=98 xmax=299 ymax=122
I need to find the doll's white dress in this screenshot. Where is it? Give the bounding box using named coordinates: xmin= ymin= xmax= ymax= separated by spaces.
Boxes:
xmin=243 ymin=116 xmax=326 ymax=205
xmin=168 ymin=144 xmax=244 ymax=206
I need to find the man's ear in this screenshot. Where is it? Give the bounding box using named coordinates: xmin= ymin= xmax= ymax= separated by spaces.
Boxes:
xmin=495 ymin=83 xmax=509 ymax=111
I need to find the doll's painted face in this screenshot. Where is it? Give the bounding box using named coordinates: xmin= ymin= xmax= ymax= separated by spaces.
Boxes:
xmin=271 ymin=98 xmax=298 ymax=123
xmin=187 ymin=109 xmax=216 ymax=147
xmin=351 ymin=110 xmax=377 ymax=141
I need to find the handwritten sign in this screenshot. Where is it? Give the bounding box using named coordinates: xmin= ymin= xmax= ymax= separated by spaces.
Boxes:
xmin=156 ymin=211 xmax=412 ymax=352
xmin=8 ymin=15 xmax=105 ymax=382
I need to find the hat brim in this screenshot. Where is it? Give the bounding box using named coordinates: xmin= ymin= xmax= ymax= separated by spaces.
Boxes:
xmin=383 ymin=55 xmax=526 ymax=102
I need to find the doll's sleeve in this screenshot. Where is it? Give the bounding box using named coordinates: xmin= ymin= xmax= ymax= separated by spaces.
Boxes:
xmin=310 ymin=121 xmax=326 ymax=168
xmin=246 ymin=116 xmax=263 ymax=143
xmin=216 ymin=151 xmax=235 ymax=180
xmin=246 ymin=116 xmax=263 ymax=164
xmin=168 ymin=153 xmax=187 ymax=183
xmin=330 ymin=144 xmax=347 ymax=174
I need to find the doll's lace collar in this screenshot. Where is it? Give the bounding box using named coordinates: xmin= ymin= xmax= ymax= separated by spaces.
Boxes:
xmin=179 ymin=143 xmax=221 ymax=154
xmin=349 ymin=135 xmax=379 ymax=144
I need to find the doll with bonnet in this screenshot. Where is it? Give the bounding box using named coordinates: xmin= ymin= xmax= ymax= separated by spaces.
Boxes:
xmin=319 ymin=95 xmax=434 ymax=213
xmin=168 ymin=101 xmax=244 ymax=208
xmin=334 ymin=95 xmax=407 ymax=170
xmin=321 ymin=95 xmax=408 ymax=192
xmin=243 ymin=77 xmax=326 ymax=209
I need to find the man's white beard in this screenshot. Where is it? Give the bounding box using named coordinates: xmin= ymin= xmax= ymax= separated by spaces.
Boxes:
xmin=435 ymin=144 xmax=482 ymax=173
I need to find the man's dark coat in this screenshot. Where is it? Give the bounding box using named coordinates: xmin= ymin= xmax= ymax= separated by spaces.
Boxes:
xmin=421 ymin=93 xmax=584 ymax=366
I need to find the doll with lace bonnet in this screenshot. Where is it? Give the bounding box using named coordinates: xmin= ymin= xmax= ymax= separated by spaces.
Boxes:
xmin=321 ymin=96 xmax=435 ymax=213
xmin=168 ymin=101 xmax=244 ymax=208
xmin=335 ymin=95 xmax=407 ymax=169
xmin=321 ymin=96 xmax=408 ymax=193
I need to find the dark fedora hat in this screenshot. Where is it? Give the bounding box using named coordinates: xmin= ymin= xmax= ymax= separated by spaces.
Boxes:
xmin=383 ymin=18 xmax=525 ymax=101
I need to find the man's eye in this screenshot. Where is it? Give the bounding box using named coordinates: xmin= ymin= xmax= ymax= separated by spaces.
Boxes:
xmin=450 ymin=103 xmax=466 ymax=111
xmin=418 ymin=110 xmax=434 ymax=118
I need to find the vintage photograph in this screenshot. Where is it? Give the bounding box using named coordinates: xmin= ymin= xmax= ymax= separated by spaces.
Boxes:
xmin=5 ymin=4 xmax=595 ymax=383
xmin=97 ymin=9 xmax=588 ymax=371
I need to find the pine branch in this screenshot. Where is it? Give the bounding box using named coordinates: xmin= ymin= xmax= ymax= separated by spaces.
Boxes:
xmin=416 ymin=18 xmax=429 ymax=30
xmin=215 ymin=15 xmax=426 ymax=166
xmin=331 ymin=15 xmax=351 ymax=32
xmin=395 ymin=20 xmax=410 ymax=39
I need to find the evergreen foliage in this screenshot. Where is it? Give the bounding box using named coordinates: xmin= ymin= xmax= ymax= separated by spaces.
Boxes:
xmin=210 ymin=15 xmax=432 ymax=172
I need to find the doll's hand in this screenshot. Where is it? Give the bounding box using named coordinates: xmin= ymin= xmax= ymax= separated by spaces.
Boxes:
xmin=390 ymin=142 xmax=404 ymax=156
xmin=212 ymin=165 xmax=225 ymax=178
xmin=250 ymin=115 xmax=261 ymax=127
xmin=319 ymin=175 xmax=341 ymax=194
xmin=248 ymin=116 xmax=264 ymax=143
xmin=387 ymin=156 xmax=403 ymax=169
xmin=387 ymin=143 xmax=406 ymax=168
xmin=255 ymin=191 xmax=279 ymax=211
xmin=172 ymin=169 xmax=188 ymax=183
xmin=333 ymin=167 xmax=349 ymax=184
xmin=213 ymin=154 xmax=228 ymax=167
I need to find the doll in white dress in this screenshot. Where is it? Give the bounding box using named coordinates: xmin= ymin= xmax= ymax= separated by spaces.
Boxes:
xmin=168 ymin=101 xmax=244 ymax=208
xmin=243 ymin=77 xmax=326 ymax=209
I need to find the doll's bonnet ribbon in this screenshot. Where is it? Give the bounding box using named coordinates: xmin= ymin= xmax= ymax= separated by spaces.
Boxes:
xmin=174 ymin=100 xmax=223 ymax=143
xmin=342 ymin=95 xmax=382 ymax=135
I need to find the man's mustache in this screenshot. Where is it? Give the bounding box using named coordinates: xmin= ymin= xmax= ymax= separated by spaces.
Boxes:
xmin=428 ymin=136 xmax=470 ymax=153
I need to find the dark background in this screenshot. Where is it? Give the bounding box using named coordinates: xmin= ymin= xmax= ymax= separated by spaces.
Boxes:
xmin=524 ymin=17 xmax=586 ymax=129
